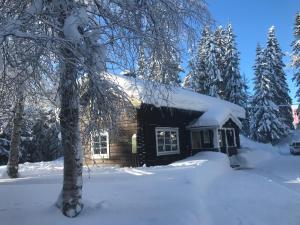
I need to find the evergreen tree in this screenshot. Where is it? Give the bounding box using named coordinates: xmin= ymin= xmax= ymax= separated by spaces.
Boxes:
xmin=189 ymin=27 xmax=222 ymax=96
xmin=204 ymin=28 xmax=222 ymax=97
xmin=223 ymin=24 xmax=244 ymax=105
xmin=241 ymin=74 xmax=251 ymax=137
xmin=251 ymin=43 xmax=285 ymax=143
xmin=214 ymin=26 xmax=226 ymax=98
xmin=265 ymin=26 xmax=293 ymax=130
xmin=250 ymin=44 xmax=263 ymax=141
xmin=292 ymin=12 xmax=300 ymax=110
xmin=192 ymin=27 xmax=211 ymax=94
xmin=251 ymin=43 xmax=289 ymax=143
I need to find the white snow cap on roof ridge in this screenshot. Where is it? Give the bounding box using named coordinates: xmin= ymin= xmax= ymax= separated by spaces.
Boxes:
xmin=188 ymin=106 xmax=243 ymax=129
xmin=105 ymin=73 xmax=245 ymax=119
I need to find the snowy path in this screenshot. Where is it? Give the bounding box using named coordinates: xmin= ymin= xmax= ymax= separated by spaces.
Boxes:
xmin=1 ymin=145 xmax=300 ymax=225
xmin=205 ymin=169 xmax=300 ymax=225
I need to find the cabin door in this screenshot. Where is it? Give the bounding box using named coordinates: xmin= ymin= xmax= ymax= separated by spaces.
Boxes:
xmin=219 ymin=128 xmax=236 ymax=155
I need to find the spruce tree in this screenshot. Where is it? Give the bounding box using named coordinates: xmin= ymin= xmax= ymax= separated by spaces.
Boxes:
xmin=250 ymin=44 xmax=287 ymax=143
xmin=214 ymin=26 xmax=226 ymax=98
xmin=292 ymin=12 xmax=300 ymax=108
xmin=241 ymin=74 xmax=251 ymax=137
xmin=190 ymin=27 xmax=211 ymax=94
xmin=250 ymin=44 xmax=263 ymax=141
xmin=265 ymin=26 xmax=293 ymax=130
xmin=223 ymin=24 xmax=244 ymax=105
xmin=204 ymin=28 xmax=222 ymax=97
xmin=190 ymin=27 xmax=221 ymax=97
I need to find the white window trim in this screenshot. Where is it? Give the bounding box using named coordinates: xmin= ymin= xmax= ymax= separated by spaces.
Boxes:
xmin=91 ymin=130 xmax=110 ymax=159
xmin=155 ymin=127 xmax=180 ymax=156
xmin=219 ymin=128 xmax=237 ymax=148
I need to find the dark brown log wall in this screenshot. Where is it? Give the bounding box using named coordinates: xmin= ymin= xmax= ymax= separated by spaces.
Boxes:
xmin=136 ymin=104 xmax=202 ymax=166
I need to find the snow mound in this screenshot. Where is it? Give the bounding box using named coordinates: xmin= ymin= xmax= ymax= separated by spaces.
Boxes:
xmin=239 ymin=135 xmax=280 ymax=167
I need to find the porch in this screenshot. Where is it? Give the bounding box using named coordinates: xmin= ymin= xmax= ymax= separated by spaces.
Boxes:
xmin=189 ymin=127 xmax=238 ymax=156
xmin=187 ymin=107 xmax=242 ymax=156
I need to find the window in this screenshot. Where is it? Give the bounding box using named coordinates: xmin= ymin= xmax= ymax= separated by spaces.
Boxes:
xmin=91 ymin=131 xmax=109 ymax=159
xmin=203 ymin=130 xmax=211 ymax=144
xmin=155 ymin=127 xmax=180 ymax=156
xmin=191 ymin=131 xmax=201 ymax=149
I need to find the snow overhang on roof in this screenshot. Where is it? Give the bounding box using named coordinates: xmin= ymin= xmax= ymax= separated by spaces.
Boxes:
xmin=187 ymin=106 xmax=243 ymax=129
xmin=105 ymin=73 xmax=246 ymax=120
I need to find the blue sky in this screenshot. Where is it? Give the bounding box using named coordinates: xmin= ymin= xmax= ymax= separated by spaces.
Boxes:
xmin=205 ymin=0 xmax=300 ymax=103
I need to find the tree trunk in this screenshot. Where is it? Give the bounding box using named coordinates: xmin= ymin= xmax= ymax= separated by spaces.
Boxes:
xmin=7 ymin=88 xmax=25 ymax=178
xmin=56 ymin=47 xmax=83 ymax=217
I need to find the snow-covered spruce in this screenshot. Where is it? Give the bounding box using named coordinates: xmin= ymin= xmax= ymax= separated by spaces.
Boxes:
xmin=187 ymin=27 xmax=222 ymax=97
xmin=292 ymin=12 xmax=300 ymax=107
xmin=223 ymin=24 xmax=246 ymax=106
xmin=250 ymin=41 xmax=289 ymax=143
xmin=264 ymin=26 xmax=293 ymax=130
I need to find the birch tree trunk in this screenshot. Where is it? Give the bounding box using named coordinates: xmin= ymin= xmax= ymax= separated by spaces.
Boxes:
xmin=7 ymin=87 xmax=25 ymax=178
xmin=56 ymin=47 xmax=83 ymax=217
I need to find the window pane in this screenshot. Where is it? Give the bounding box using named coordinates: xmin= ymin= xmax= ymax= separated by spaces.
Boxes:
xmin=165 ymin=145 xmax=171 ymax=151
xmin=92 ymin=134 xmax=99 ymax=142
xmin=101 ymin=142 xmax=107 ymax=148
xmin=158 ymin=145 xmax=164 ymax=152
xmin=101 ymin=148 xmax=107 ymax=154
xmin=94 ymin=148 xmax=100 ymax=154
xmin=171 ymin=132 xmax=177 ymax=144
xmin=165 ymin=131 xmax=170 ymax=138
xmin=171 ymin=131 xmax=177 ymax=139
xmin=101 ymin=135 xmax=107 ymax=142
xmin=158 ymin=138 xmax=164 ymax=145
xmin=171 ymin=144 xmax=178 ymax=151
xmin=165 ymin=138 xmax=171 ymax=145
xmin=93 ymin=143 xmax=100 ymax=149
xmin=158 ymin=131 xmax=165 ymax=137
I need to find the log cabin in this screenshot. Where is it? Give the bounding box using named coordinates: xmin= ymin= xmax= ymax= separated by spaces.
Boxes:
xmin=84 ymin=74 xmax=245 ymax=167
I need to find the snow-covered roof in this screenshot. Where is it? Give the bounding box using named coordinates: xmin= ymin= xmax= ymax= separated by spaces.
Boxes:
xmin=187 ymin=106 xmax=243 ymax=129
xmin=107 ymin=74 xmax=245 ymax=119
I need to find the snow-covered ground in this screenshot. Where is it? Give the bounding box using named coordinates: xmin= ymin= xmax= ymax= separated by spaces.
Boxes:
xmin=1 ymin=134 xmax=300 ymax=225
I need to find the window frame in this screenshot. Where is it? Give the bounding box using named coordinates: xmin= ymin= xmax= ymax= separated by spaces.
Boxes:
xmin=91 ymin=130 xmax=110 ymax=159
xmin=155 ymin=127 xmax=180 ymax=156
